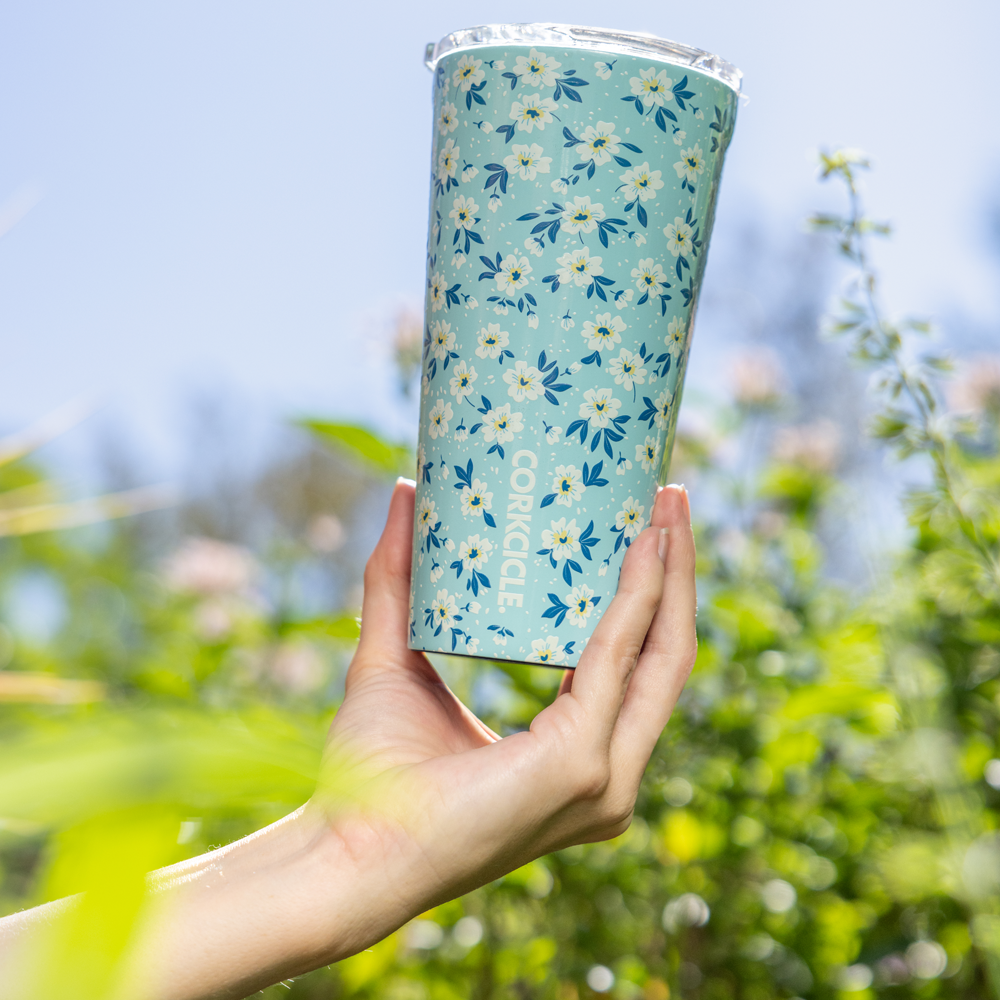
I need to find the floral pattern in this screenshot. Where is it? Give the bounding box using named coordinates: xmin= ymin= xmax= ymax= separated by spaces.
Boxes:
xmin=412 ymin=40 xmax=737 ymax=666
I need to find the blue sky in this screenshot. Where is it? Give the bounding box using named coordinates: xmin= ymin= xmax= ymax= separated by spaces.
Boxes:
xmin=2 ymin=0 xmax=998 ymax=475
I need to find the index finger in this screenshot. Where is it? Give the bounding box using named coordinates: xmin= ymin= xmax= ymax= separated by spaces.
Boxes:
xmin=567 ymin=522 xmax=668 ymax=746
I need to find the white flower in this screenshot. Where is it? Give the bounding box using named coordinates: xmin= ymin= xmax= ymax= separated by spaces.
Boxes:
xmin=493 ymin=632 xmax=508 ymax=646
xmin=561 ymin=196 xmax=605 ymax=235
xmin=416 ymin=442 xmax=426 ymax=471
xmin=556 ymin=247 xmax=604 ymax=287
xmin=673 ymin=129 xmax=687 ymax=146
xmin=694 ymin=108 xmax=704 ymax=120
xmin=453 ymin=252 xmax=467 ymax=269
xmin=504 ymin=360 xmax=544 ymax=401
xmin=479 ymin=120 xmax=493 ymax=134
xmin=495 ymin=254 xmax=531 ymax=295
xmin=637 ymin=436 xmax=659 ymax=472
xmin=665 ymin=316 xmax=687 ymax=354
xmin=614 ymin=288 xmax=634 ymax=310
xmin=509 ymin=94 xmax=558 ymax=133
xmin=608 ymin=349 xmax=647 ymax=391
xmin=513 ymin=47 xmax=561 ymax=88
xmin=464 ymin=296 xmax=479 ymax=309
xmin=487 ymin=194 xmax=502 ymax=213
xmin=630 ymin=67 xmax=673 ymax=107
xmin=416 ymin=496 xmax=437 ymax=536
xmin=527 ymin=636 xmax=565 ymax=664
xmin=551 ymin=465 xmax=585 ymax=506
xmin=568 ymin=362 xmax=582 ymax=375
xmin=594 ymin=61 xmax=614 ymax=81
xmin=615 ymin=496 xmax=646 ymax=538
xmin=664 ymin=217 xmax=695 ymax=257
xmin=632 ymin=259 xmax=668 ymax=295
xmin=459 ymin=534 xmax=493 ymax=571
xmin=630 ymin=232 xmax=647 ymax=247
xmin=428 ymin=272 xmax=448 ymax=312
xmin=524 ymin=236 xmax=545 ymax=257
xmin=454 ymin=424 xmax=469 ymax=443
xmin=504 ymin=143 xmax=552 ymax=180
xmin=430 ymin=563 xmax=444 ymax=583
xmin=453 ymin=54 xmax=485 ymax=92
xmin=619 ymin=162 xmax=664 ymax=202
xmin=437 ymin=101 xmax=458 ymax=134
xmin=577 ymin=121 xmax=620 ymax=165
xmin=449 ymin=195 xmax=478 ymax=231
xmin=559 ymin=312 xmax=576 ymax=332
xmin=674 ymin=145 xmax=705 ymax=184
xmin=598 ymin=562 xmax=609 ymax=577
xmin=417 ymin=552 xmax=424 ymax=567
xmin=437 ymin=139 xmax=460 ymax=182
xmin=449 ymin=361 xmax=478 ymax=401
xmin=566 ymin=585 xmax=599 ymax=627
xmin=468 ymin=601 xmax=481 ymax=614
xmin=579 ymin=388 xmax=621 ymax=429
xmin=445 ymin=538 xmax=456 ymax=552
xmin=581 ymin=312 xmax=625 ymax=352
xmin=427 ymin=399 xmax=454 ymax=439
xmin=493 ymin=302 xmax=508 ymax=315
xmin=422 ymin=374 xmax=430 ymax=396
xmin=465 ymin=637 xmax=479 ymax=655
xmin=461 ymin=479 xmax=493 ymax=517
xmin=546 ymin=425 xmax=563 ymax=445
xmin=493 ymin=60 xmax=505 ymax=72
xmin=441 ymin=463 xmax=449 ymax=480
xmin=551 ymin=177 xmax=570 ymax=194
xmin=482 ymin=403 xmax=523 ymax=444
xmin=654 ymin=389 xmax=672 ymax=428
xmin=475 ymin=324 xmax=509 ymax=360
xmin=429 ymin=589 xmax=460 ymax=628
xmin=430 ymin=319 xmax=455 ymax=359
xmin=616 ymin=458 xmax=632 ymax=475
xmin=542 ymin=517 xmax=582 ymax=560
xmin=527 ymin=314 xmax=539 ymax=329
xmin=461 ymin=164 xmax=478 ymax=183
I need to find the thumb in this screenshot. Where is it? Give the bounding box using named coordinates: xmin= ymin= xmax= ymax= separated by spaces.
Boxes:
xmin=355 ymin=478 xmax=416 ymax=662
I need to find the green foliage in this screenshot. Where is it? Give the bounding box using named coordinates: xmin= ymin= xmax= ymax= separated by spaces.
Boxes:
xmin=1 ymin=150 xmax=999 ymax=1000
xmin=300 ymin=420 xmax=414 ymax=479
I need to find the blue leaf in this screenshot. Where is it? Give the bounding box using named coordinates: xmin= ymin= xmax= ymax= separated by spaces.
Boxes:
xmin=483 ymin=512 xmax=496 ymax=528
xmin=540 ymin=494 xmax=556 ymax=508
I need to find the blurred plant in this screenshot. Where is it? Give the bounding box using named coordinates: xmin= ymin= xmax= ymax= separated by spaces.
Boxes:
xmin=2 ymin=151 xmax=1000 ymax=1000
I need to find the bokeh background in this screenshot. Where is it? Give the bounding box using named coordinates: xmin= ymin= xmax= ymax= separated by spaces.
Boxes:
xmin=2 ymin=2 xmax=1000 ymax=998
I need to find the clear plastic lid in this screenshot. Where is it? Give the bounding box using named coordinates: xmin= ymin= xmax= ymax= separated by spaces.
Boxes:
xmin=424 ymin=23 xmax=741 ymax=94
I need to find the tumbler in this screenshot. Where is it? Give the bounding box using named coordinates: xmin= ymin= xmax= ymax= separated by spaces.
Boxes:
xmin=409 ymin=23 xmax=740 ymax=667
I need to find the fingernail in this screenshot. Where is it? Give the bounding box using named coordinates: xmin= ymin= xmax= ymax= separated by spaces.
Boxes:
xmin=680 ymin=485 xmax=691 ymax=523
xmin=396 ymin=476 xmax=417 ymax=487
xmin=658 ymin=527 xmax=670 ymax=563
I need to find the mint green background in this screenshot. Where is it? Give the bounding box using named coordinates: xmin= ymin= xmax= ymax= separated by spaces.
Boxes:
xmin=409 ymin=43 xmax=736 ymax=667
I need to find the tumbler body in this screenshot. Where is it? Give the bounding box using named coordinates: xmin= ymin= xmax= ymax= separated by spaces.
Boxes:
xmin=409 ymin=24 xmax=739 ymax=667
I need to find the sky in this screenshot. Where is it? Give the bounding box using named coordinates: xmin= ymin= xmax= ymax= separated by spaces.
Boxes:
xmin=1 ymin=0 xmax=998 ymax=478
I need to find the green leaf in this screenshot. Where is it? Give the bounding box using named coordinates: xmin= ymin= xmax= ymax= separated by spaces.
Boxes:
xmin=300 ymin=420 xmax=413 ymax=478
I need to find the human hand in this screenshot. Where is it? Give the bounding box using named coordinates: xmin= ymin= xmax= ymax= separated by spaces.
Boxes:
xmin=308 ymin=477 xmax=697 ymax=950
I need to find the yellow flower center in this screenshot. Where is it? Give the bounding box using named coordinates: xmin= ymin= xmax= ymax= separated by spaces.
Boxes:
xmin=526 ymin=108 xmax=540 ymax=119
xmin=592 ymin=137 xmax=607 ymax=149
xmin=577 ymin=600 xmax=588 ymax=612
xmin=573 ymin=211 xmax=590 ymax=223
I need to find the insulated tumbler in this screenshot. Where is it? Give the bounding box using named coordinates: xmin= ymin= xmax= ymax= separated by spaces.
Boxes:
xmin=409 ymin=23 xmax=740 ymax=667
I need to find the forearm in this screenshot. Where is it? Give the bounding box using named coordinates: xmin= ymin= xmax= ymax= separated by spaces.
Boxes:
xmin=0 ymin=806 xmax=424 ymax=1000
